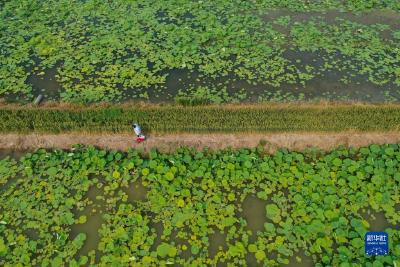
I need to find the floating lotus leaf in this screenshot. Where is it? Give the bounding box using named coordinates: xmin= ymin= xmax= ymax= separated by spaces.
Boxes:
xmin=156 ymin=243 xmax=177 ymax=258
xmin=266 ymin=204 xmax=281 ymax=223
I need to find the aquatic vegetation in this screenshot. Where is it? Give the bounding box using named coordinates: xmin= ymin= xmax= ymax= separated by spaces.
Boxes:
xmin=257 ymin=90 xmax=305 ymax=102
xmin=288 ymin=19 xmax=400 ymax=86
xmin=174 ymin=86 xmax=247 ymax=105
xmin=1 ymin=1 xmax=400 ymax=102
xmin=257 ymin=0 xmax=400 ymax=12
xmin=0 ymin=145 xmax=399 ymax=266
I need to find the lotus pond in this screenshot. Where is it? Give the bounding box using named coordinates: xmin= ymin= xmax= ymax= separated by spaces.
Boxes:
xmin=0 ymin=145 xmax=399 ymax=266
xmin=1 ymin=1 xmax=400 ymax=103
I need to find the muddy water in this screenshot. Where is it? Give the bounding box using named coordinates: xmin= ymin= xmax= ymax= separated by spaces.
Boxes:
xmin=242 ymin=195 xmax=268 ymax=241
xmin=209 ymin=229 xmax=228 ymax=258
xmin=262 ymin=9 xmax=399 ymax=55
xmin=140 ymin=64 xmax=395 ymax=103
xmin=262 ymin=9 xmax=400 ymax=29
xmin=0 ymin=149 xmax=26 ymax=160
xmin=21 ymin=62 xmax=399 ymax=104
xmin=241 ymin=195 xmax=313 ymax=267
xmin=171 ymin=230 xmax=193 ymax=261
xmin=70 ymin=185 xmax=105 ymax=263
xmin=122 ymin=179 xmax=148 ymax=202
xmin=286 ymin=251 xmax=314 ymax=266
xmin=149 ymin=221 xmax=163 ymax=251
xmin=28 ymin=66 xmax=62 ymax=101
xmin=360 ymin=209 xmax=398 ymax=232
xmin=131 ymin=45 xmax=398 ymax=103
xmin=281 ymin=50 xmax=392 ymax=102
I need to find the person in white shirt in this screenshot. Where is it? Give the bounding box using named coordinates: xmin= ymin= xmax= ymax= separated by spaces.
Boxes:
xmin=132 ymin=123 xmax=141 ymax=137
xmin=132 ymin=123 xmax=146 ymax=143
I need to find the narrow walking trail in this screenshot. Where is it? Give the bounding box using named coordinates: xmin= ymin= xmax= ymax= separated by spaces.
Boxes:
xmin=2 ymin=132 xmax=400 ymax=152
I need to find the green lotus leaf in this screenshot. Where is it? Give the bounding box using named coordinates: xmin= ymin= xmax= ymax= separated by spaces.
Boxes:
xmin=191 ymin=244 xmax=200 ymax=255
xmin=165 ymin=172 xmax=174 ymax=181
xmin=112 ymin=171 xmax=121 ymax=179
xmin=248 ymin=244 xmax=257 ymax=253
xmin=266 ymin=204 xmax=281 ymax=223
xmin=0 ymin=238 xmax=7 ymax=256
xmin=73 ymin=233 xmax=87 ymax=249
xmin=350 ymin=237 xmax=363 ymax=248
xmin=77 ymin=215 xmax=87 ymax=224
xmin=385 ymin=147 xmax=395 ymax=156
xmin=47 ymin=167 xmax=58 ymax=176
xmin=255 ymin=250 xmax=266 ymax=261
xmin=264 ymin=222 xmax=276 ymax=234
xmin=370 ymin=144 xmax=381 ymax=153
xmin=332 ymin=158 xmax=342 ymax=167
xmin=227 ymin=242 xmax=245 ymax=257
xmin=141 ymin=168 xmax=150 ymax=176
xmin=51 ymin=257 xmax=63 ymax=267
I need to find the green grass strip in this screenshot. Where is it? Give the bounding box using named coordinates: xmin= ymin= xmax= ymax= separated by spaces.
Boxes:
xmin=1 ymin=104 xmax=400 ymax=134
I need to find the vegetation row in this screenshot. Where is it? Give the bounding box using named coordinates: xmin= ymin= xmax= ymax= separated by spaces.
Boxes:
xmin=1 ymin=104 xmax=400 ymax=134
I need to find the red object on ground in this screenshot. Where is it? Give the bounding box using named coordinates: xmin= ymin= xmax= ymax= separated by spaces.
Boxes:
xmin=136 ymin=136 xmax=146 ymax=143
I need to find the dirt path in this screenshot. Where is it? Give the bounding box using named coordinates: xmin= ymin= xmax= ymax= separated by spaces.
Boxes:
xmin=2 ymin=132 xmax=400 ymax=153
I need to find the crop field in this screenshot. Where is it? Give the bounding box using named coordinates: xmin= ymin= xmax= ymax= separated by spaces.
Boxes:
xmin=1 ymin=0 xmax=400 ymax=103
xmin=2 ymin=104 xmax=400 ymax=134
xmin=0 ymin=145 xmax=400 ymax=266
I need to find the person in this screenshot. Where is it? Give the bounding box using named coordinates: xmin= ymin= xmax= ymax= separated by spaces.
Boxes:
xmin=132 ymin=123 xmax=146 ymax=143
xmin=132 ymin=123 xmax=141 ymax=137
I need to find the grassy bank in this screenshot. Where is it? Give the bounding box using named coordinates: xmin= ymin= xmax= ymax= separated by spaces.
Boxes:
xmin=1 ymin=103 xmax=400 ymax=134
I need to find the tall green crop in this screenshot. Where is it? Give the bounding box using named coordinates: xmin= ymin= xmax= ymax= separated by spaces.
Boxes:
xmin=1 ymin=104 xmax=400 ymax=133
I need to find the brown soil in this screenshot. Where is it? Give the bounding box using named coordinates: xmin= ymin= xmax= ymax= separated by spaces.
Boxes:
xmin=2 ymin=132 xmax=400 ymax=153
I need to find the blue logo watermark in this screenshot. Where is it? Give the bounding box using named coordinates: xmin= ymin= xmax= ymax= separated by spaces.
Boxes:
xmin=365 ymin=232 xmax=388 ymax=256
